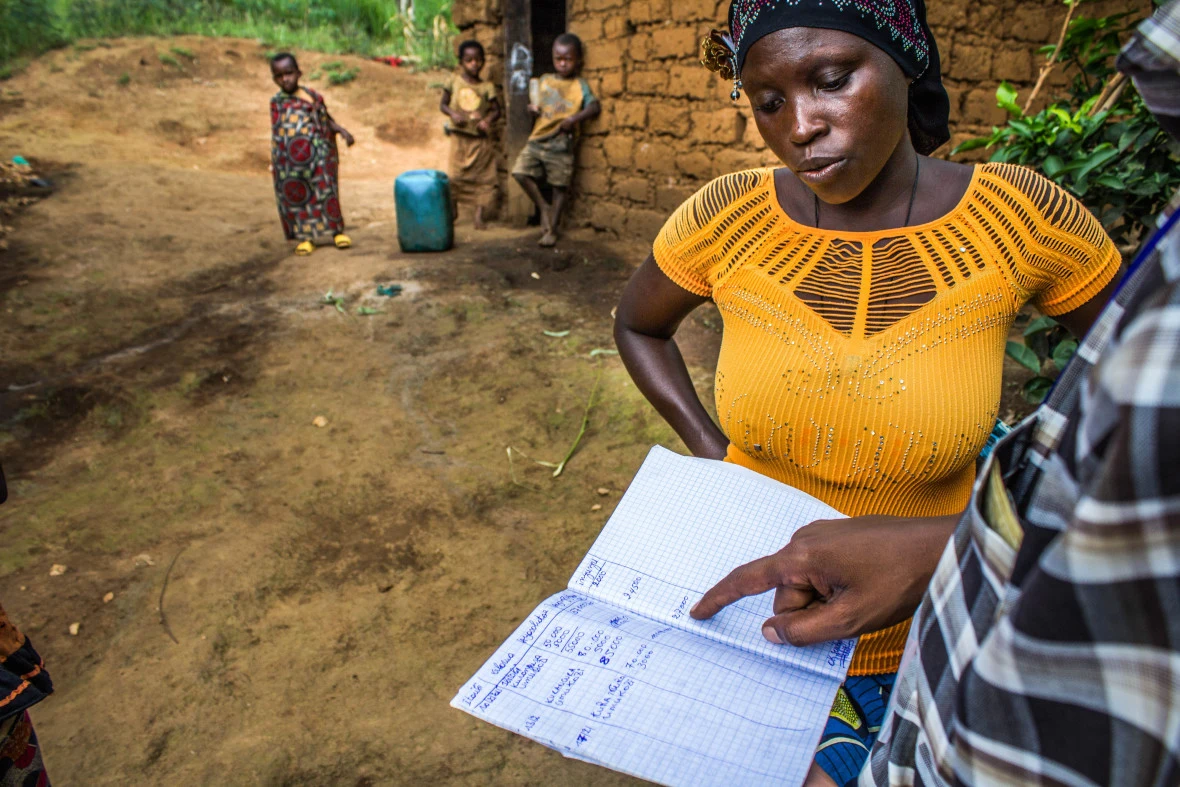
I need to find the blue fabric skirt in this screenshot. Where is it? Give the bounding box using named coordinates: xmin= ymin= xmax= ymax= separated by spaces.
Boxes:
xmin=815 ymin=674 xmax=897 ymax=786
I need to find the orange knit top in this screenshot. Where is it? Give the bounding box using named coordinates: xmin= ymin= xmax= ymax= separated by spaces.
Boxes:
xmin=653 ymin=163 xmax=1120 ymax=675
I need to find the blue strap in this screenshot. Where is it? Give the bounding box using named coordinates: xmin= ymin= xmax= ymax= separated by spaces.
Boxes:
xmin=1116 ymin=208 xmax=1180 ymax=296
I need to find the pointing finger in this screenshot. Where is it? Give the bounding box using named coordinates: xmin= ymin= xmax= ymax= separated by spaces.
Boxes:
xmin=690 ymin=552 xmax=784 ymax=620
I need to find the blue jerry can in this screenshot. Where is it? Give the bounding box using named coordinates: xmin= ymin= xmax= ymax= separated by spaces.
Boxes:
xmin=394 ymin=169 xmax=454 ymax=252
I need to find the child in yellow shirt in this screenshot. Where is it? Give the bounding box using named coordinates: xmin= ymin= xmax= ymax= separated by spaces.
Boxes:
xmin=441 ymin=40 xmax=501 ymax=230
xmin=511 ymin=34 xmax=600 ymax=247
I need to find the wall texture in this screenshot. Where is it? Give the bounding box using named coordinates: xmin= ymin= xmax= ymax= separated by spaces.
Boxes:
xmin=453 ymin=0 xmax=1150 ymax=239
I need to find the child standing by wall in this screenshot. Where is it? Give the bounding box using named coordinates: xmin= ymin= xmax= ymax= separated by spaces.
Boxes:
xmin=511 ymin=33 xmax=600 ymax=247
xmin=269 ymin=53 xmax=355 ymax=256
xmin=441 ymin=41 xmax=502 ymax=230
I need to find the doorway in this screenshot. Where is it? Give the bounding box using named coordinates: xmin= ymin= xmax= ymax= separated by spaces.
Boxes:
xmin=531 ymin=0 xmax=567 ymax=77
xmin=502 ymin=0 xmax=568 ymax=223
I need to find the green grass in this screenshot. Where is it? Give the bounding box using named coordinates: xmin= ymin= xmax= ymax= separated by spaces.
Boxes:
xmin=1 ymin=0 xmax=457 ymax=70
xmin=318 ymin=60 xmax=360 ymax=85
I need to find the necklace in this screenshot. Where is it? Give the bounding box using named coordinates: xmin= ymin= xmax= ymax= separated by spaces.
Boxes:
xmin=814 ymin=152 xmax=922 ymax=229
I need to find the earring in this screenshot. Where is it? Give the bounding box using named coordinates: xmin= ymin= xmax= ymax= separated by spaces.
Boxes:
xmin=700 ymin=29 xmax=741 ymax=101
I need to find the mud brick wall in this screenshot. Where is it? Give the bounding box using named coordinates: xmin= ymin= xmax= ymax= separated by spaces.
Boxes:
xmin=453 ymin=0 xmax=1151 ymax=240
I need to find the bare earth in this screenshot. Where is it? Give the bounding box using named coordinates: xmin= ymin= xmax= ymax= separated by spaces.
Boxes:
xmin=0 ymin=36 xmax=724 ymax=785
xmin=0 ymin=37 xmax=1035 ymax=786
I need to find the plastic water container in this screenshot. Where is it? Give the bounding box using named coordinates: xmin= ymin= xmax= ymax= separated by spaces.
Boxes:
xmin=394 ymin=169 xmax=454 ymax=252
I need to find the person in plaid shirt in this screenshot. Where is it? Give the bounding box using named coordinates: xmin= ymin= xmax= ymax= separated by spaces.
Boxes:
xmin=691 ymin=3 xmax=1180 ymax=783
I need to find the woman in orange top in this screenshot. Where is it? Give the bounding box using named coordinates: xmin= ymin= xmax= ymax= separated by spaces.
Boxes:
xmin=613 ymin=0 xmax=1120 ymax=784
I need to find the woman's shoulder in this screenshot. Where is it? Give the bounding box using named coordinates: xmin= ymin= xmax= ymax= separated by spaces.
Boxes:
xmin=672 ymin=168 xmax=775 ymax=228
xmin=972 ymin=161 xmax=1081 ymax=220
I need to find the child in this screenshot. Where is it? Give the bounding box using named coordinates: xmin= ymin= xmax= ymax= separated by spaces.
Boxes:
xmin=269 ymin=53 xmax=355 ymax=256
xmin=441 ymin=40 xmax=502 ymax=230
xmin=511 ymin=33 xmax=601 ymax=247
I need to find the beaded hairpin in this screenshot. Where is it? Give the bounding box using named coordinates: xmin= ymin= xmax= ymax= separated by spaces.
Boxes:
xmin=700 ymin=29 xmax=742 ymax=100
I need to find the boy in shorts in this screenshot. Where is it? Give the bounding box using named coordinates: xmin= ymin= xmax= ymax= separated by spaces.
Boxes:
xmin=511 ymin=33 xmax=600 ymax=247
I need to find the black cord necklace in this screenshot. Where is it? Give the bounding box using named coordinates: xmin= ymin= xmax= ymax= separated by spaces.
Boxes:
xmin=814 ymin=152 xmax=922 ymax=229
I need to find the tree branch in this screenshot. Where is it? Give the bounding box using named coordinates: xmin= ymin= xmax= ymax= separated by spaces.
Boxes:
xmin=1023 ymin=0 xmax=1079 ymax=115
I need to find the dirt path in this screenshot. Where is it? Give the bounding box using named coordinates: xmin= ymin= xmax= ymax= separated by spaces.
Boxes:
xmin=0 ymin=37 xmax=725 ymax=784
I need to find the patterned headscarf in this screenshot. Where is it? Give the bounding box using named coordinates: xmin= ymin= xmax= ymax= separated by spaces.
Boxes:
xmin=709 ymin=0 xmax=950 ymax=154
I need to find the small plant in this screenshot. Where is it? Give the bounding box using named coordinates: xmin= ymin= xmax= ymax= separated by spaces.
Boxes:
xmin=327 ymin=66 xmax=359 ymax=85
xmin=117 ymin=72 xmax=130 ymax=85
xmin=955 ymin=1 xmax=1179 ymax=249
xmin=170 ymin=45 xmax=195 ymax=59
xmin=158 ymin=52 xmax=182 ymax=68
xmin=387 ymin=10 xmax=456 ymax=70
xmin=1006 ymin=316 xmax=1078 ymax=404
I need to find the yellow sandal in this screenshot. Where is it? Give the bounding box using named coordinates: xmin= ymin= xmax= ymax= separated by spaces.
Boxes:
xmin=334 ymin=233 xmax=352 ymax=250
xmin=295 ymin=240 xmax=315 ymax=256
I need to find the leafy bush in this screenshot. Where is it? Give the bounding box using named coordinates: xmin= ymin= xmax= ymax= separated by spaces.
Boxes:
xmin=328 ymin=68 xmax=360 ymax=84
xmin=0 ymin=0 xmax=67 ymax=65
xmin=956 ymin=7 xmax=1179 ymax=249
xmin=1006 ymin=316 xmax=1078 ymax=404
xmin=956 ymin=0 xmax=1179 ymax=402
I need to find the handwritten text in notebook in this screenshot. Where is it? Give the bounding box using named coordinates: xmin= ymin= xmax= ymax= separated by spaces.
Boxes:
xmin=451 ymin=446 xmax=855 ymax=786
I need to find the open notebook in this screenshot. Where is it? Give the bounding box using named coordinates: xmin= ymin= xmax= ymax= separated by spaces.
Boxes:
xmin=451 ymin=446 xmax=855 ymax=786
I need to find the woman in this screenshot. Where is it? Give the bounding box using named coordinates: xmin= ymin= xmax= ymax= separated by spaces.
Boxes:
xmin=613 ymin=0 xmax=1121 ymax=783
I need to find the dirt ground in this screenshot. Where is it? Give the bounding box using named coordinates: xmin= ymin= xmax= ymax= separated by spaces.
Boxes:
xmin=0 ymin=37 xmax=1036 ymax=786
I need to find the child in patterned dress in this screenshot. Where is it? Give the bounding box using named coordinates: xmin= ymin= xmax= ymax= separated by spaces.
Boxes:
xmin=269 ymin=53 xmax=355 ymax=256
xmin=441 ymin=40 xmax=502 ymax=229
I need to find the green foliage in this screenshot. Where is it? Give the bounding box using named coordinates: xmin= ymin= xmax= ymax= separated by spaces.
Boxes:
xmin=0 ymin=0 xmax=457 ymax=69
xmin=0 ymin=0 xmax=67 ymax=65
xmin=116 ymin=71 xmax=130 ymax=85
xmin=322 ymin=61 xmax=360 ymax=85
xmin=158 ymin=51 xmax=182 ymax=68
xmin=387 ymin=8 xmax=456 ymax=70
xmin=954 ymin=4 xmax=1180 ymax=249
xmin=1005 ymin=317 xmax=1078 ymax=404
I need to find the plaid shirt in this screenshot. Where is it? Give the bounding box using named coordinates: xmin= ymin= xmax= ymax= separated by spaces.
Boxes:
xmin=864 ymin=8 xmax=1180 ymax=784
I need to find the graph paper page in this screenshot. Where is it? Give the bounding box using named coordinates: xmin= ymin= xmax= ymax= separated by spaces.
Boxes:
xmin=452 ymin=447 xmax=857 ymax=786
xmin=572 ymin=446 xmax=854 ymax=676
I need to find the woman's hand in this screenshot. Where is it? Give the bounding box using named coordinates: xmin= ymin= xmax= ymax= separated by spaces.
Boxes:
xmin=614 ymin=255 xmax=729 ymax=459
xmin=340 ymin=129 xmax=355 ymax=147
xmin=476 ymin=118 xmax=492 ymax=134
xmin=690 ymin=513 xmax=959 ymax=644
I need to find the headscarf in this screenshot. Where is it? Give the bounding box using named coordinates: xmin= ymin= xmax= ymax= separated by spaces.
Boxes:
xmin=703 ymin=0 xmax=950 ymax=154
xmin=1117 ymin=0 xmax=1180 ymax=119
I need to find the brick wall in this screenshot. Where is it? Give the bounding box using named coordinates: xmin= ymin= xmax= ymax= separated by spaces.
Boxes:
xmin=453 ymin=0 xmax=1151 ymax=239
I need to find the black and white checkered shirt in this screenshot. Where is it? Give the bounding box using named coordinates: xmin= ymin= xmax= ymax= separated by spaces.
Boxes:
xmin=864 ymin=8 xmax=1180 ymax=783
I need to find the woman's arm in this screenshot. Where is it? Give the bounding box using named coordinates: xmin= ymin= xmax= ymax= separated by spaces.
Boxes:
xmin=614 ymin=255 xmax=729 ymax=459
xmin=1053 ymin=273 xmax=1121 ymax=338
